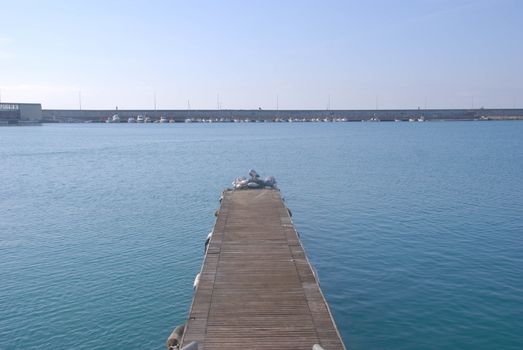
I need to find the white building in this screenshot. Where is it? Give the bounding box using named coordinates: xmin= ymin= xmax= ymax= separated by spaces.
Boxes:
xmin=0 ymin=103 xmax=42 ymax=125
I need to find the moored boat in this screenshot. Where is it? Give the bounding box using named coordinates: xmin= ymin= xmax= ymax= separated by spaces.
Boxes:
xmin=106 ymin=114 xmax=120 ymax=123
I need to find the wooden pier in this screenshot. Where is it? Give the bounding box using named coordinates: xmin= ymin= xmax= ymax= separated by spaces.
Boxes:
xmin=178 ymin=189 xmax=346 ymax=350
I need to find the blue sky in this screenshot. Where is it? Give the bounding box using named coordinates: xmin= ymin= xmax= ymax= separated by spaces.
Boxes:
xmin=0 ymin=0 xmax=521 ymax=109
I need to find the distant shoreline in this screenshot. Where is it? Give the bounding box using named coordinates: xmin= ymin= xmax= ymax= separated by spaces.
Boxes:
xmin=41 ymin=108 xmax=523 ymax=123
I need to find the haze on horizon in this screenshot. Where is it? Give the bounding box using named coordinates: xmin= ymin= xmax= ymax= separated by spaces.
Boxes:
xmin=0 ymin=0 xmax=522 ymax=110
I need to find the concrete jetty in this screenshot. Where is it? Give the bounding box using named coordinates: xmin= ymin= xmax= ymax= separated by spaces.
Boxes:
xmin=177 ymin=189 xmax=345 ymax=350
xmin=42 ymin=107 xmax=523 ymax=123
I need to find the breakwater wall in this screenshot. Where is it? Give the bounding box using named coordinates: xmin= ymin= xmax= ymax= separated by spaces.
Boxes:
xmin=42 ymin=108 xmax=523 ymax=123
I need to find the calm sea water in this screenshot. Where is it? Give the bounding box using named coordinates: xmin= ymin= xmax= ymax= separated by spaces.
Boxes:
xmin=1 ymin=122 xmax=522 ymax=350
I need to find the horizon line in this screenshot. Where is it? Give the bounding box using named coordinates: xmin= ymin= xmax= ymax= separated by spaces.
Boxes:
xmin=40 ymin=107 xmax=523 ymax=111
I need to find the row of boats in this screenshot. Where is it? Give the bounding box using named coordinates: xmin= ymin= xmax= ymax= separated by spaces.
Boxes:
xmin=106 ymin=114 xmax=174 ymax=123
xmin=370 ymin=116 xmax=426 ymax=122
xmin=105 ymin=114 xmax=427 ymax=124
xmin=105 ymin=114 xmax=351 ymax=123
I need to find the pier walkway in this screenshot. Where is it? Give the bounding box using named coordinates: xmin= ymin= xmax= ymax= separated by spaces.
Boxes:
xmin=180 ymin=189 xmax=345 ymax=350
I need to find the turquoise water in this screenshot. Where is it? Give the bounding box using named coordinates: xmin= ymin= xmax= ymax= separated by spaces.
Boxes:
xmin=1 ymin=122 xmax=522 ymax=350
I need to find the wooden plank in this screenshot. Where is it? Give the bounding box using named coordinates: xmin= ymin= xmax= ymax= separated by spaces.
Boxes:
xmin=180 ymin=189 xmax=345 ymax=350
